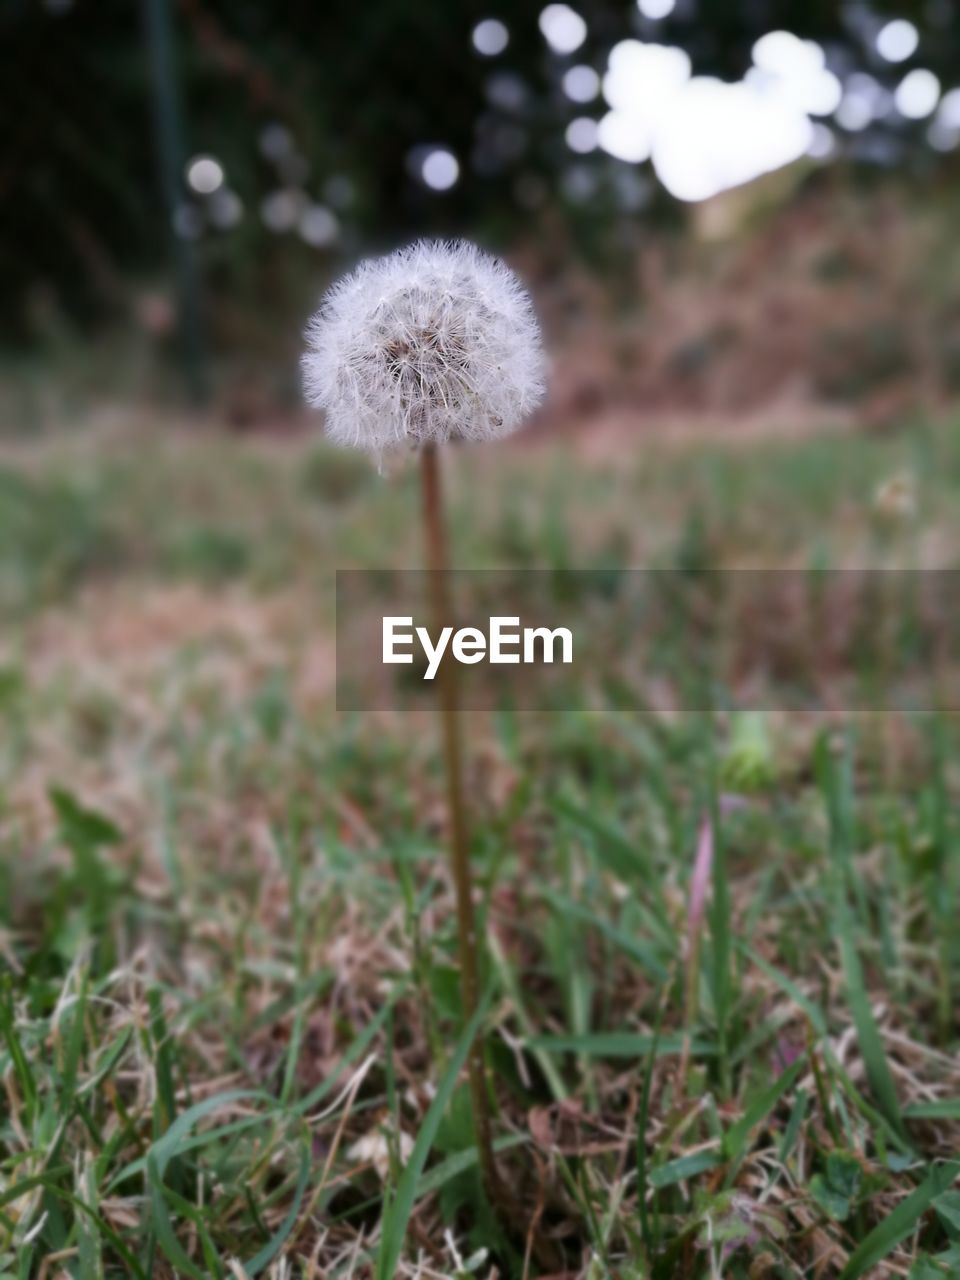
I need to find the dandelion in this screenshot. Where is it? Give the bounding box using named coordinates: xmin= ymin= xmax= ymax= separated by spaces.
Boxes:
xmin=302 ymin=239 xmax=546 ymax=1217
xmin=301 ymin=239 xmax=545 ymax=457
xmin=347 ymin=1129 xmax=414 ymax=1182
xmin=873 ymin=471 xmax=917 ymax=523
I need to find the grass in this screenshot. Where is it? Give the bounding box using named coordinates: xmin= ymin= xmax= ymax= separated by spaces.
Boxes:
xmin=1 ymin=413 xmax=959 ymax=1277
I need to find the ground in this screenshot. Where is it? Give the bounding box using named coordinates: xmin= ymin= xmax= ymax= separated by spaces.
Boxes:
xmin=1 ymin=412 xmax=959 ymax=1279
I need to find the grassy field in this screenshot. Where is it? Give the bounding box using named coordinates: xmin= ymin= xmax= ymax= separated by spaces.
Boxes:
xmin=2 ymin=415 xmax=960 ymax=1279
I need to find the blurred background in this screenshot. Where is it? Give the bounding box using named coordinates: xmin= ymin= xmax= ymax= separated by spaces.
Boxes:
xmin=4 ymin=0 xmax=960 ymax=434
xmin=5 ymin=11 xmax=960 ymax=1275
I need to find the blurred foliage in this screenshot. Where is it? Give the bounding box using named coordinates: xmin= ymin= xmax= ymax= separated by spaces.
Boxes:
xmin=1 ymin=0 xmax=959 ymax=344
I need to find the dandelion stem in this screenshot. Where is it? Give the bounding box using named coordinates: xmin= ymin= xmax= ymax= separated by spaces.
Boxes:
xmin=419 ymin=442 xmax=500 ymax=1202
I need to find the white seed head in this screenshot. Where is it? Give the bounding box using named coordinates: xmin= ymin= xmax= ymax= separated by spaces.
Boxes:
xmin=302 ymin=239 xmax=546 ymax=453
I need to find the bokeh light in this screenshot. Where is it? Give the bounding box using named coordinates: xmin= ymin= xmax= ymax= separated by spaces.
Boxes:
xmin=595 ymin=36 xmax=823 ymax=201
xmin=637 ymin=0 xmax=675 ymax=17
xmin=928 ymin=117 xmax=960 ymax=151
xmin=835 ymin=95 xmax=872 ymax=132
xmin=207 ymin=189 xmax=243 ymax=230
xmin=539 ymin=5 xmax=587 ymax=56
xmin=421 ymin=147 xmax=460 ymax=190
xmin=602 ymin=40 xmax=690 ymax=118
xmin=598 ymin=111 xmax=653 ymax=163
xmin=565 ymin=117 xmax=599 ymax=153
xmin=895 ymin=68 xmax=941 ymax=119
xmin=260 ymin=189 xmax=304 ymax=232
xmin=875 ymin=19 xmax=919 ymax=64
xmin=186 ymin=155 xmax=224 ymax=196
xmin=808 ymin=122 xmax=836 ymax=159
xmin=563 ymin=65 xmax=600 ymax=103
xmin=835 ymin=73 xmax=888 ymax=131
xmin=299 ymin=204 xmax=339 ymax=247
xmin=749 ymin=32 xmax=841 ymax=116
xmin=472 ymin=19 xmax=509 ymax=57
xmin=939 ymin=87 xmax=960 ymax=128
xmin=652 ymin=77 xmax=812 ymax=202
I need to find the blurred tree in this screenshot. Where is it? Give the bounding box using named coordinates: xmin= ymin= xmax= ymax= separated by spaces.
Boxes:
xmin=1 ymin=0 xmax=957 ymax=343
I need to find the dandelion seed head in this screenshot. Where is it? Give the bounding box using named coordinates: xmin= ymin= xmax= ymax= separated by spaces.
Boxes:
xmin=302 ymin=239 xmax=546 ymax=454
xmin=874 ymin=471 xmax=917 ymax=522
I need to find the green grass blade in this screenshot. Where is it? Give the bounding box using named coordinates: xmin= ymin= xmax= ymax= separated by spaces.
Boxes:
xmin=0 ymin=979 xmax=37 ymax=1120
xmin=0 ymin=1170 xmax=70 ymax=1209
xmin=540 ymin=888 xmax=670 ymax=979
xmin=110 ymin=1116 xmax=266 ymax=1187
xmin=147 ymin=1089 xmax=271 ymax=1180
xmin=723 ymin=1053 xmax=807 ymax=1161
xmin=707 ymin=780 xmax=731 ymax=1082
xmin=824 ymin=1048 xmax=914 ymax=1155
xmin=243 ymin=1143 xmax=311 ymax=1276
xmin=415 ymin=1133 xmax=528 ymax=1197
xmin=833 ymin=892 xmax=904 ymax=1136
xmin=77 ymin=1026 xmax=132 ymax=1100
xmin=530 ymin=1032 xmax=714 ymax=1057
xmin=553 ymin=795 xmax=671 ymax=934
xmin=147 ymin=1153 xmax=211 ymax=1280
xmin=147 ymin=988 xmax=179 ymax=1139
xmin=649 ymin=1151 xmax=723 ymax=1189
xmin=637 ymin=986 xmax=668 ymax=1260
xmin=741 ymin=943 xmax=827 ymax=1036
xmin=489 ymin=930 xmax=568 ymax=1102
xmin=375 ymin=988 xmax=491 ymax=1280
xmin=779 ymin=1088 xmax=809 ymax=1162
xmin=821 ymin=745 xmax=904 ymax=1137
xmin=553 ymin=795 xmax=647 ymax=882
xmin=76 ymin=1154 xmax=104 ymax=1280
xmin=838 ymin=1161 xmax=960 ymax=1279
xmin=0 ymin=1178 xmax=146 ymax=1279
xmin=292 ymin=988 xmax=402 ymax=1117
xmin=904 ymin=1100 xmax=960 ymax=1120
xmin=58 ymin=973 xmax=88 ymax=1109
